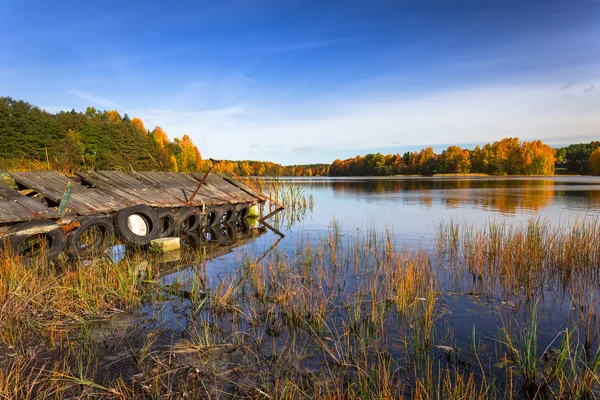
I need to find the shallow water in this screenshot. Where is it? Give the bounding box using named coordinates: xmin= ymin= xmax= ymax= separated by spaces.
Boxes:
xmin=103 ymin=176 xmax=600 ymax=395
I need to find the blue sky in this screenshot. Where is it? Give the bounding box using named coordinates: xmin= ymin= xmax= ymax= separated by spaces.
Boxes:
xmin=1 ymin=0 xmax=598 ymax=164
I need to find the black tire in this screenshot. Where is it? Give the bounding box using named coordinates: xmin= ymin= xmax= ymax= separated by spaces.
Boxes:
xmin=181 ymin=230 xmax=205 ymax=251
xmin=113 ymin=205 xmax=159 ymax=246
xmin=173 ymin=206 xmax=203 ymax=236
xmin=236 ymin=203 xmax=250 ymax=220
xmin=236 ymin=219 xmax=250 ymax=235
xmin=205 ymin=205 xmax=221 ymax=227
xmin=155 ymin=208 xmax=175 ymax=238
xmin=209 ymin=224 xmax=236 ymax=247
xmin=205 ymin=227 xmax=220 ymax=243
xmin=4 ymin=220 xmax=65 ymax=261
xmin=66 ymin=215 xmax=114 ymax=258
xmin=218 ymin=204 xmax=236 ymax=225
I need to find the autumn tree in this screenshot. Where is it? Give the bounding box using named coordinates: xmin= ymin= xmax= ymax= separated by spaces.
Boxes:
xmin=106 ymin=110 xmax=122 ymax=123
xmin=132 ymin=117 xmax=146 ymax=135
xmin=178 ymin=134 xmax=202 ymax=172
xmin=439 ymin=146 xmax=471 ymax=173
xmin=589 ymin=147 xmax=600 ymax=175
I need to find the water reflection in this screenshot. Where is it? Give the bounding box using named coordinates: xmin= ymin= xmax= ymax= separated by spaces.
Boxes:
xmin=330 ymin=178 xmax=556 ymax=213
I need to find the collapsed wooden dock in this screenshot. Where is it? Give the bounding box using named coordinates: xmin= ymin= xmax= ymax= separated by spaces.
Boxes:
xmin=0 ymin=170 xmax=267 ymax=259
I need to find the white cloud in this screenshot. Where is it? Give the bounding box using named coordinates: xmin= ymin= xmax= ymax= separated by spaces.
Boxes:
xmin=131 ymin=79 xmax=599 ymax=163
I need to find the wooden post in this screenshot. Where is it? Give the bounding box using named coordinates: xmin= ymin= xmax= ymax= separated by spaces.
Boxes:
xmin=187 ymin=159 xmax=217 ymax=205
xmin=58 ymin=181 xmax=74 ymax=218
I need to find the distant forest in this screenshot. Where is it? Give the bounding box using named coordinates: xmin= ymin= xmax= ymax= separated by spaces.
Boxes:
xmin=330 ymin=140 xmax=600 ymax=176
xmin=0 ymin=97 xmax=597 ymax=177
xmin=0 ymin=97 xmax=327 ymax=176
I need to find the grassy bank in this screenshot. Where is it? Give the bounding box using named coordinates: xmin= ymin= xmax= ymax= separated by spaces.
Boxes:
xmin=0 ymin=216 xmax=599 ymax=398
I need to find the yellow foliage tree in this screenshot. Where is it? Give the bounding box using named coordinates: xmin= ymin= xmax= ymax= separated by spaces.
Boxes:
xmin=152 ymin=126 xmax=169 ymax=149
xmin=589 ymin=147 xmax=600 ymax=175
xmin=178 ymin=134 xmax=202 ymax=172
xmin=106 ymin=110 xmax=122 ymax=123
xmin=132 ymin=118 xmax=146 ymax=135
xmin=170 ymin=155 xmax=179 ymax=172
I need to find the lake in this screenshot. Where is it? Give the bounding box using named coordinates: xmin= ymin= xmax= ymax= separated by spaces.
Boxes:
xmin=107 ymin=176 xmax=600 ymax=397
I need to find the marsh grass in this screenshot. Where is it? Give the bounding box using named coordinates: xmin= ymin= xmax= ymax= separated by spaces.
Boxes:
xmin=1 ymin=215 xmax=600 ymax=398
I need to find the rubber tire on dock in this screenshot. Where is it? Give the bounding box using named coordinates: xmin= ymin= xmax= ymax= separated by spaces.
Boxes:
xmin=173 ymin=206 xmax=203 ymax=236
xmin=113 ymin=205 xmax=160 ymax=246
xmin=204 ymin=205 xmax=221 ymax=227
xmin=66 ymin=215 xmax=114 ymax=258
xmin=181 ymin=230 xmax=206 ymax=251
xmin=218 ymin=204 xmax=236 ymax=224
xmin=155 ymin=208 xmax=176 ymax=238
xmin=235 ymin=203 xmax=250 ymax=220
xmin=217 ymin=223 xmax=236 ymax=246
xmin=236 ymin=219 xmax=251 ymax=235
xmin=3 ymin=220 xmax=65 ymax=261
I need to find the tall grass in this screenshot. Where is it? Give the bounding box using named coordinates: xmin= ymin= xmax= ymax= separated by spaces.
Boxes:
xmin=1 ymin=216 xmax=600 ymax=398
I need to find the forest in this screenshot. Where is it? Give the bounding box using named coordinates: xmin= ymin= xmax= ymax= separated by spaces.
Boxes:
xmin=0 ymin=97 xmax=327 ymax=176
xmin=331 ymin=140 xmax=600 ymax=177
xmin=0 ymin=97 xmax=597 ymax=177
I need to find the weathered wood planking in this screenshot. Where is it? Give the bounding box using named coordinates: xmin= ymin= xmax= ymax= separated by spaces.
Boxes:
xmin=10 ymin=171 xmax=129 ymax=215
xmin=190 ymin=173 xmax=259 ymax=204
xmin=137 ymin=171 xmax=250 ymax=206
xmin=0 ymin=182 xmax=60 ymax=223
xmin=78 ymin=171 xmax=192 ymax=207
xmin=221 ymin=177 xmax=269 ymax=202
xmin=134 ymin=172 xmax=229 ymax=206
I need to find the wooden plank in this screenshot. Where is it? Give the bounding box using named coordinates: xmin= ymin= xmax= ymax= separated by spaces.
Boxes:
xmin=9 ymin=171 xmax=127 ymax=215
xmin=134 ymin=171 xmax=228 ymax=206
xmin=138 ymin=172 xmax=229 ymax=206
xmin=190 ymin=173 xmax=257 ymax=204
xmin=221 ymin=177 xmax=268 ymax=202
xmin=0 ymin=201 xmax=31 ymax=223
xmin=75 ymin=171 xmax=141 ymax=205
xmin=84 ymin=171 xmax=188 ymax=207
xmin=0 ymin=182 xmax=60 ymax=220
xmin=204 ymin=174 xmax=258 ymax=203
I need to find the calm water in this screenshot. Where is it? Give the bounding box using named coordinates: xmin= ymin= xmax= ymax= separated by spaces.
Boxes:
xmin=113 ymin=176 xmax=600 ymax=394
xmin=289 ymin=176 xmax=600 ymax=239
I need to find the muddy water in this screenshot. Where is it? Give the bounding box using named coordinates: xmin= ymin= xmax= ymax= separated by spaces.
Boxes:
xmin=93 ymin=176 xmax=600 ymax=396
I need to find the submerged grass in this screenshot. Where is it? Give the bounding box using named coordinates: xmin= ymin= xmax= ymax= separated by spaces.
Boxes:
xmin=0 ymin=215 xmax=599 ymax=398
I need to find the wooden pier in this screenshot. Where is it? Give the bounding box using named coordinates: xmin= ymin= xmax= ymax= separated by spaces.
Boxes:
xmin=0 ymin=171 xmax=267 ymax=259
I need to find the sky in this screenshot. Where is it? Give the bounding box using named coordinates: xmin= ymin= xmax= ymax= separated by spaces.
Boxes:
xmin=0 ymin=0 xmax=598 ymax=164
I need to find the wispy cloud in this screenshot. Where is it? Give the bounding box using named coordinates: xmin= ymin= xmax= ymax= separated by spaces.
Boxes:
xmin=69 ymin=90 xmax=127 ymax=112
xmin=233 ymin=37 xmax=368 ymax=55
xmin=137 ymin=79 xmax=599 ymax=163
xmin=293 ymin=146 xmax=318 ymax=154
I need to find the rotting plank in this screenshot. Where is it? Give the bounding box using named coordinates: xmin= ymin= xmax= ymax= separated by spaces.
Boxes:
xmin=80 ymin=171 xmax=189 ymax=207
xmin=138 ymin=172 xmax=232 ymax=206
xmin=131 ymin=171 xmax=228 ymax=206
xmin=221 ymin=177 xmax=268 ymax=202
xmin=205 ymin=174 xmax=259 ymax=203
xmin=0 ymin=182 xmax=60 ymax=221
xmin=9 ymin=171 xmax=128 ymax=215
xmin=0 ymin=201 xmax=35 ymax=224
xmin=190 ymin=173 xmax=258 ymax=204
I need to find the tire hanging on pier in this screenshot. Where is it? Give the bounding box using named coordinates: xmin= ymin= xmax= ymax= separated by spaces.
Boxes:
xmin=235 ymin=203 xmax=250 ymax=220
xmin=113 ymin=205 xmax=159 ymax=246
xmin=173 ymin=206 xmax=203 ymax=235
xmin=217 ymin=204 xmax=236 ymax=224
xmin=204 ymin=205 xmax=221 ymax=227
xmin=3 ymin=219 xmax=65 ymax=261
xmin=155 ymin=208 xmax=176 ymax=238
xmin=65 ymin=215 xmax=114 ymax=258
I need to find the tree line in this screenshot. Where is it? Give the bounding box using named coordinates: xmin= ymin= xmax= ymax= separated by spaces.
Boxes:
xmin=331 ymin=138 xmax=562 ymax=176
xmin=0 ymin=97 xmax=202 ymax=173
xmin=1 ymin=97 xmax=597 ymax=176
xmin=0 ymin=97 xmax=329 ymax=177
